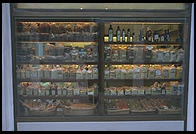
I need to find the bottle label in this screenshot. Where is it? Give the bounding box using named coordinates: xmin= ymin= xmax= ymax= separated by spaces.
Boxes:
xmin=51 ymin=90 xmax=56 ymax=96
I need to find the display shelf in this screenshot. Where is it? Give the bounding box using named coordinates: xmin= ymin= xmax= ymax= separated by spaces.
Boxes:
xmin=104 ymin=42 xmax=182 ymax=45
xmin=104 ymin=61 xmax=183 ymax=65
xmin=19 ymin=95 xmax=95 ymax=99
xmin=103 ymin=94 xmax=182 ymax=99
xmin=17 ymin=79 xmax=98 ymax=82
xmin=16 ymin=61 xmax=98 ymax=65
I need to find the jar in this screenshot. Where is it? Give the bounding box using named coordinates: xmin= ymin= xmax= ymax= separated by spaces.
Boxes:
xmin=133 ymin=66 xmax=140 ymax=79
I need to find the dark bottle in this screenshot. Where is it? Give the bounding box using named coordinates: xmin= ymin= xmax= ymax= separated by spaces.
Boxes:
xmin=146 ymin=26 xmax=153 ymax=42
xmin=127 ymin=29 xmax=131 ymax=42
xmin=139 ymin=29 xmax=145 ymax=42
xmin=160 ymin=33 xmax=165 ymax=42
xmin=108 ymin=24 xmax=113 ymax=42
xmin=153 ymin=30 xmax=160 ymax=42
xmin=116 ymin=26 xmax=121 ymax=42
xmin=164 ymin=29 xmax=170 ymax=42
xmin=122 ymin=29 xmax=126 ymax=42
xmin=132 ymin=32 xmax=136 ymax=42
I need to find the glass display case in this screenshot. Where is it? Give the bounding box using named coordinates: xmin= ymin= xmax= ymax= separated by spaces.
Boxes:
xmin=11 ymin=4 xmax=191 ymax=127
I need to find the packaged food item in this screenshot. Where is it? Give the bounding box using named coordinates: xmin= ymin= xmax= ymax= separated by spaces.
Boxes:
xmin=162 ymin=66 xmax=169 ymax=79
xmin=51 ymin=66 xmax=57 ymax=80
xmin=112 ymin=46 xmax=119 ymax=62
xmin=148 ymin=65 xmax=155 ymax=79
xmin=137 ymin=88 xmax=144 ymax=95
xmin=92 ymin=67 xmax=98 ymax=79
xmin=110 ymin=87 xmax=117 ymax=96
xmin=170 ymin=50 xmax=177 ymax=62
xmin=104 ymin=88 xmax=111 ymax=96
xmin=133 ymin=65 xmax=140 ymax=79
xmin=69 ymin=66 xmax=76 ymax=79
xmin=17 ymin=83 xmax=24 ymax=95
xmin=31 ymin=67 xmax=38 ymax=79
xmin=176 ymin=66 xmax=183 ymax=79
xmin=131 ymin=87 xmax=138 ymax=95
xmin=33 ymin=87 xmax=39 ymax=96
xmin=144 ymin=46 xmax=153 ymax=62
xmin=73 ymin=88 xmax=80 ymax=96
xmin=151 ymin=49 xmax=157 ymax=62
xmin=76 ymin=66 xmax=82 ymax=79
xmin=57 ymin=86 xmax=62 ymax=96
xmin=176 ymin=48 xmax=184 ymax=62
xmin=115 ymin=66 xmax=121 ymax=79
xmin=104 ymin=66 xmax=110 ymax=79
xmin=62 ymin=85 xmax=67 ymax=96
xmin=126 ymin=65 xmax=133 ymax=79
xmin=161 ymin=82 xmax=167 ymax=94
xmin=117 ymin=88 xmax=124 ymax=96
xmin=169 ymin=65 xmax=176 ymax=79
xmin=163 ymin=50 xmax=170 ymax=62
xmin=81 ymin=67 xmax=87 ymax=79
xmin=25 ymin=66 xmax=31 ymax=79
xmin=127 ymin=46 xmax=136 ymax=62
xmin=155 ymin=65 xmax=162 ymax=79
xmin=120 ymin=66 xmax=127 ymax=79
xmin=79 ymin=88 xmax=87 ymax=96
xmin=63 ymin=65 xmax=69 ymax=80
xmin=124 ymin=87 xmax=131 ymax=95
xmin=135 ymin=46 xmax=144 ymax=61
xmin=140 ymin=65 xmax=147 ymax=79
xmin=119 ymin=45 xmax=127 ymax=62
xmin=71 ymin=47 xmax=79 ymax=61
xmin=156 ymin=49 xmax=164 ymax=62
xmin=20 ymin=67 xmax=26 ymax=79
xmin=26 ymin=86 xmax=33 ymax=96
xmin=44 ymin=65 xmax=51 ymax=79
xmin=105 ymin=46 xmax=112 ymax=61
xmin=16 ymin=66 xmax=21 ymax=79
xmin=86 ymin=66 xmax=92 ymax=79
xmin=56 ymin=65 xmax=63 ymax=80
xmin=87 ymin=88 xmax=94 ymax=96
xmin=109 ymin=66 xmax=116 ymax=79
xmin=51 ymin=83 xmax=57 ymax=96
xmin=144 ymin=87 xmax=152 ymax=95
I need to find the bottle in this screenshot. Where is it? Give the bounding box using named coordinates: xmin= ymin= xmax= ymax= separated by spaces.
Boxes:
xmin=127 ymin=29 xmax=131 ymax=42
xmin=122 ymin=29 xmax=126 ymax=42
xmin=146 ymin=26 xmax=153 ymax=42
xmin=139 ymin=29 xmax=145 ymax=42
xmin=165 ymin=29 xmax=170 ymax=42
xmin=108 ymin=24 xmax=113 ymax=42
xmin=153 ymin=30 xmax=159 ymax=42
xmin=132 ymin=32 xmax=136 ymax=42
xmin=116 ymin=26 xmax=121 ymax=43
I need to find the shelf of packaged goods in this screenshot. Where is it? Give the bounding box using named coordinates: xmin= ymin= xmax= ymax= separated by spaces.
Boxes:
xmin=103 ymin=94 xmax=182 ymax=99
xmin=19 ymin=95 xmax=95 ymax=100
xmin=16 ymin=61 xmax=98 ymax=65
xmin=104 ymin=79 xmax=182 ymax=82
xmin=17 ymin=79 xmax=98 ymax=82
xmin=104 ymin=61 xmax=183 ymax=65
xmin=104 ymin=42 xmax=182 ymax=45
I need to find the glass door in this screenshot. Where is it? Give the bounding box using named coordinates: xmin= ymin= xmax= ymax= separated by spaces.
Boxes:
xmin=15 ymin=21 xmax=99 ymax=117
xmin=103 ymin=21 xmax=185 ymax=116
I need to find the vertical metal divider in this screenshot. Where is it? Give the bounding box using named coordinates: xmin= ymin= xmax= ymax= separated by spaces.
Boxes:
xmin=97 ymin=21 xmax=105 ymax=115
xmin=10 ymin=4 xmax=17 ymax=131
xmin=183 ymin=4 xmax=192 ymax=131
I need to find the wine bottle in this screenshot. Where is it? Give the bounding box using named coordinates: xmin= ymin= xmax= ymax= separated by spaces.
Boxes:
xmin=127 ymin=29 xmax=131 ymax=42
xmin=108 ymin=24 xmax=113 ymax=42
xmin=116 ymin=26 xmax=121 ymax=43
xmin=122 ymin=29 xmax=126 ymax=42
